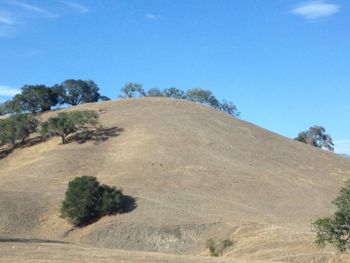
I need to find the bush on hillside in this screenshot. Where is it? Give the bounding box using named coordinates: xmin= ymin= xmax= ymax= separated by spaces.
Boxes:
xmin=206 ymin=238 xmax=234 ymax=257
xmin=313 ymin=179 xmax=350 ymax=252
xmin=61 ymin=176 xmax=125 ymax=227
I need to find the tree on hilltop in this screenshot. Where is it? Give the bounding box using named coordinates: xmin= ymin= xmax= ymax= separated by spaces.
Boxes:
xmin=20 ymin=85 xmax=59 ymax=113
xmin=120 ymin=83 xmax=146 ymax=98
xmin=163 ymin=87 xmax=186 ymax=99
xmin=56 ymin=80 xmax=101 ymax=106
xmin=186 ymin=88 xmax=220 ymax=108
xmin=147 ymin=88 xmax=164 ymax=97
xmin=0 ymin=113 xmax=39 ymax=146
xmin=295 ymin=126 xmax=334 ymax=151
xmin=219 ymin=100 xmax=240 ymax=117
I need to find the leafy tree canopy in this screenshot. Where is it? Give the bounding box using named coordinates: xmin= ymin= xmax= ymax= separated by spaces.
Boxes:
xmin=219 ymin=100 xmax=240 ymax=117
xmin=41 ymin=110 xmax=98 ymax=144
xmin=163 ymin=87 xmax=186 ymax=99
xmin=186 ymin=88 xmax=220 ymax=108
xmin=137 ymin=86 xmax=239 ymax=117
xmin=20 ymin=85 xmax=59 ymax=113
xmin=314 ymin=180 xmax=350 ymax=252
xmin=147 ymin=88 xmax=164 ymax=97
xmin=56 ymin=80 xmax=101 ymax=106
xmin=0 ymin=97 xmax=23 ymax=115
xmin=295 ymin=126 xmax=334 ymax=151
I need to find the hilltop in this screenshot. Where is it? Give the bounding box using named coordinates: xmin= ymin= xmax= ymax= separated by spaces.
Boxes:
xmin=0 ymin=98 xmax=350 ymax=262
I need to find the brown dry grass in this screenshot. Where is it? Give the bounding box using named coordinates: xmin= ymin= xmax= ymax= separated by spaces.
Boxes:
xmin=1 ymin=98 xmax=350 ymax=262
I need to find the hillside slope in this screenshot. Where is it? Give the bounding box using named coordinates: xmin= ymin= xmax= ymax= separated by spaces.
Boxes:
xmin=1 ymin=98 xmax=350 ymax=262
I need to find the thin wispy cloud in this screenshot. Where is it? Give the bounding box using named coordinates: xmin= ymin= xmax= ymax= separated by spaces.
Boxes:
xmin=0 ymin=0 xmax=91 ymax=38
xmin=291 ymin=1 xmax=340 ymax=20
xmin=145 ymin=13 xmax=162 ymax=21
xmin=63 ymin=1 xmax=89 ymax=14
xmin=0 ymin=85 xmax=20 ymax=96
xmin=9 ymin=0 xmax=56 ymax=17
xmin=0 ymin=13 xmax=16 ymax=25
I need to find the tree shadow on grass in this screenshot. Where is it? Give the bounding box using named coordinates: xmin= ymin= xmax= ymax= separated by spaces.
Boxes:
xmin=74 ymin=195 xmax=137 ymax=228
xmin=120 ymin=195 xmax=137 ymax=214
xmin=66 ymin=126 xmax=124 ymax=145
xmin=0 ymin=126 xmax=123 ymax=160
xmin=0 ymin=237 xmax=69 ymax=244
xmin=0 ymin=136 xmax=45 ymax=160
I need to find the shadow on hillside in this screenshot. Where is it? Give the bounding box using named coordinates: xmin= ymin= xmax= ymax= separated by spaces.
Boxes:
xmin=77 ymin=195 xmax=137 ymax=227
xmin=0 ymin=237 xmax=69 ymax=244
xmin=0 ymin=136 xmax=45 ymax=160
xmin=66 ymin=126 xmax=124 ymax=145
xmin=0 ymin=148 xmax=13 ymax=160
xmin=0 ymin=126 xmax=123 ymax=160
xmin=120 ymin=195 xmax=138 ymax=214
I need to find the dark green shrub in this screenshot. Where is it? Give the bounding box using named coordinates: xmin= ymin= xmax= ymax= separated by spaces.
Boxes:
xmin=313 ymin=179 xmax=350 ymax=252
xmin=221 ymin=238 xmax=234 ymax=248
xmin=97 ymin=184 xmax=124 ymax=215
xmin=61 ymin=176 xmax=125 ymax=227
xmin=206 ymin=239 xmax=220 ymax=257
xmin=206 ymin=238 xmax=234 ymax=257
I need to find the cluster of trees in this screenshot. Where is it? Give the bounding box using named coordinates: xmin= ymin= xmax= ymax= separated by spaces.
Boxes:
xmin=61 ymin=176 xmax=126 ymax=226
xmin=295 ymin=126 xmax=334 ymax=152
xmin=0 ymin=80 xmax=109 ymax=115
xmin=313 ymin=179 xmax=350 ymax=252
xmin=0 ymin=114 xmax=39 ymax=147
xmin=41 ymin=111 xmax=99 ymax=144
xmin=120 ymin=83 xmax=240 ymax=117
xmin=0 ymin=110 xmax=99 ymax=150
xmin=0 ymin=80 xmax=239 ymax=118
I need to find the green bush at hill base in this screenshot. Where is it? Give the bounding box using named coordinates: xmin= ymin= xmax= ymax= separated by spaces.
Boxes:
xmin=61 ymin=176 xmax=125 ymax=227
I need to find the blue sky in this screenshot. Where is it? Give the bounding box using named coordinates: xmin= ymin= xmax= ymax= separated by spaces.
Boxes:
xmin=0 ymin=0 xmax=349 ymax=154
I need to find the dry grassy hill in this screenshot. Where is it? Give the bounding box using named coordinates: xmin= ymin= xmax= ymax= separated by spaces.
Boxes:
xmin=1 ymin=98 xmax=350 ymax=262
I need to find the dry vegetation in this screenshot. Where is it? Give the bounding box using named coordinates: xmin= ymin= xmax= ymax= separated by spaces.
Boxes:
xmin=1 ymin=98 xmax=350 ymax=262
